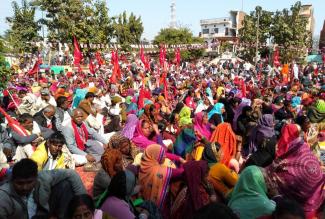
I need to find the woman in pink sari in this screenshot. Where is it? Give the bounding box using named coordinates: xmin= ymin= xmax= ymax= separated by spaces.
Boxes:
xmin=193 ymin=112 xmax=211 ymax=140
xmin=264 ymin=137 xmax=325 ymax=219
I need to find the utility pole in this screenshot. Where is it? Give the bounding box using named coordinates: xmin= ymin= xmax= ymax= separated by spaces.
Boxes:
xmin=255 ymin=11 xmax=260 ymax=66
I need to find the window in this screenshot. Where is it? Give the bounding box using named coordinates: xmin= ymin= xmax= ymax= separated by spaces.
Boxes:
xmin=225 ymin=28 xmax=229 ymax=35
xmin=214 ymin=28 xmax=219 ymax=33
xmin=214 ymin=25 xmax=216 ymax=27
xmin=202 ymin=28 xmax=209 ymax=34
xmin=205 ymin=25 xmax=207 ymax=28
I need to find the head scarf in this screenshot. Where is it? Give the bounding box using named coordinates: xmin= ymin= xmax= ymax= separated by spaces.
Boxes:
xmin=249 ymin=114 xmax=275 ymax=153
xmin=209 ymin=123 xmax=237 ymax=167
xmin=181 ymin=160 xmax=209 ymax=217
xmin=101 ymin=148 xmax=122 ymax=177
xmin=202 ymin=142 xmax=221 ymax=166
xmin=108 ymin=133 xmax=130 ymax=149
xmin=193 ymin=112 xmax=211 ymax=140
xmin=208 ymin=103 xmax=224 ymax=122
xmin=291 ymin=96 xmax=301 ymax=108
xmin=228 ymin=166 xmax=275 ymax=219
xmin=276 ymin=124 xmax=300 ymax=158
xmin=139 ymin=144 xmax=172 ymax=209
xmin=233 ymin=99 xmax=251 ymax=131
xmin=179 ymin=106 xmax=192 ymax=127
xmin=265 ymin=138 xmax=325 ymax=216
xmin=132 ymin=119 xmax=157 ymax=149
xmin=121 ymin=114 xmax=139 ymax=139
xmin=173 ymin=128 xmax=196 ymax=158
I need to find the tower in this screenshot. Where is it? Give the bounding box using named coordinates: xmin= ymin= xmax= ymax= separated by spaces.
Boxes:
xmin=170 ymin=0 xmax=176 ymax=28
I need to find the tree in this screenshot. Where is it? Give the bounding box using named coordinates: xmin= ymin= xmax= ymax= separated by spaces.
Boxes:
xmin=153 ymin=27 xmax=204 ymax=61
xmin=112 ymin=11 xmax=144 ymax=51
xmin=0 ymin=38 xmax=12 ymax=89
xmin=271 ymin=1 xmax=309 ymax=63
xmin=6 ymin=0 xmax=40 ymax=54
xmin=238 ymin=6 xmax=273 ymax=62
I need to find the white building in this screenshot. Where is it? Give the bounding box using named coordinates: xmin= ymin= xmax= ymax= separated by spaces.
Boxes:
xmin=200 ymin=11 xmax=245 ymax=54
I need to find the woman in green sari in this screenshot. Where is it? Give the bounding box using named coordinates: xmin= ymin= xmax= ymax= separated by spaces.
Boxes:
xmin=228 ymin=166 xmax=275 ymax=219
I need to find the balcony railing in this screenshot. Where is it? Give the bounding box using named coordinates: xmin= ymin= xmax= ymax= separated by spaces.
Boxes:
xmin=200 ymin=17 xmax=231 ymax=25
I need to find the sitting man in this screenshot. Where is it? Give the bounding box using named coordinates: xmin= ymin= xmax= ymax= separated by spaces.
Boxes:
xmin=62 ymin=108 xmax=108 ymax=169
xmin=33 ymin=105 xmax=57 ymax=131
xmin=34 ymin=88 xmax=57 ymax=113
xmin=0 ymin=159 xmax=86 ymax=218
xmin=11 ymin=113 xmax=54 ymax=161
xmin=31 ymin=132 xmax=75 ymax=171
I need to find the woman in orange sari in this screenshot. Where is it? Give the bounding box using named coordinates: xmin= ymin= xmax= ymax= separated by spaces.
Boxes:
xmin=209 ymin=123 xmax=240 ymax=172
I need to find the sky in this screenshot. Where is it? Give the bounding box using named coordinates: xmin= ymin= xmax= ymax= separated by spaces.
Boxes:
xmin=0 ymin=0 xmax=324 ymax=40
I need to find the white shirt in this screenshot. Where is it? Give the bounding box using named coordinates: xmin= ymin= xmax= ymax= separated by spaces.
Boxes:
xmin=46 ymin=150 xmax=58 ymax=170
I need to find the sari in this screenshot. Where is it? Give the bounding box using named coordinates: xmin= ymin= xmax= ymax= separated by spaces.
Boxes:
xmin=276 ymin=124 xmax=300 ymax=158
xmin=139 ymin=144 xmax=172 ymax=209
xmin=173 ymin=128 xmax=196 ymax=158
xmin=249 ymin=114 xmax=275 ymax=154
xmin=121 ymin=114 xmax=139 ymax=140
xmin=171 ymin=161 xmax=210 ymax=219
xmin=207 ymin=103 xmax=224 ymax=122
xmin=228 ymin=166 xmax=276 ymax=219
xmin=131 ymin=119 xmax=157 ymax=149
xmin=209 ymin=123 xmax=237 ymax=167
xmin=264 ymin=137 xmax=325 ymax=218
xmin=179 ymin=106 xmax=192 ymax=127
xmin=208 ymin=163 xmax=238 ymax=198
xmin=193 ymin=112 xmax=211 ymax=140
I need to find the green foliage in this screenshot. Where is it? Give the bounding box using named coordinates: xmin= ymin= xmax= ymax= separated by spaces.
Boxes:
xmin=154 ymin=28 xmax=204 ymax=61
xmin=112 ymin=11 xmax=144 ymax=51
xmin=6 ymin=0 xmax=41 ymax=54
xmin=239 ymin=1 xmax=310 ymax=63
xmin=0 ymin=39 xmax=12 ymax=89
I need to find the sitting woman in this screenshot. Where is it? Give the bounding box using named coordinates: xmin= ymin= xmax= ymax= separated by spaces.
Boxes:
xmin=193 ymin=111 xmax=212 ymax=140
xmin=170 ymin=160 xmax=216 ymax=219
xmin=93 ymin=148 xmax=124 ymax=201
xmin=132 ymin=119 xmax=168 ymax=150
xmin=98 ymin=170 xmax=143 ymax=219
xmin=139 ymin=144 xmax=184 ymax=209
xmin=207 ymin=103 xmax=225 ymax=128
xmin=228 ymin=166 xmax=276 ymax=219
xmin=264 ymin=137 xmax=324 ymax=218
xmin=65 ymin=194 xmax=107 ymax=219
xmin=31 ymin=132 xmax=74 ymax=170
xmin=107 ymin=133 xmax=139 ymax=168
xmin=209 ymin=123 xmax=240 ymax=173
xmin=178 ymin=106 xmax=193 ymax=128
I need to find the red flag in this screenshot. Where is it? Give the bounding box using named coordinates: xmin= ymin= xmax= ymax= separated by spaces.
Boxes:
xmin=89 ymin=59 xmax=95 ymax=74
xmin=110 ymin=50 xmax=121 ymax=83
xmin=28 ymin=58 xmax=41 ymax=75
xmin=240 ymin=79 xmax=246 ymax=98
xmin=95 ymin=51 xmax=104 ymax=66
xmin=176 ymin=48 xmax=181 ymax=67
xmin=159 ymin=45 xmax=166 ymax=67
xmin=111 ymin=50 xmax=116 ymax=65
xmin=73 ymin=36 xmax=83 ymax=66
xmin=0 ymin=107 xmax=28 ymax=136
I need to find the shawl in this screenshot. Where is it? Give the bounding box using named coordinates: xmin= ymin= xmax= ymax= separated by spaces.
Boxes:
xmin=121 ymin=114 xmax=139 ymax=140
xmin=173 ymin=128 xmax=196 ymax=158
xmin=193 ymin=112 xmax=211 ymax=140
xmin=307 ymin=106 xmax=325 ymax=123
xmin=182 ymin=160 xmax=210 ymax=218
xmin=249 ymin=114 xmax=275 ymax=153
xmin=72 ymin=88 xmax=87 ymax=109
xmin=209 ymin=123 xmax=236 ymax=167
xmin=179 ymin=106 xmax=192 ymax=127
xmin=207 ymin=103 xmax=224 ymax=122
xmin=71 ymin=121 xmax=88 ymax=151
xmin=276 ymin=124 xmax=300 ymax=158
xmin=265 ymin=137 xmax=325 ymax=216
xmin=100 ymin=148 xmax=122 ymax=177
xmin=228 ymin=166 xmax=275 ymax=219
xmin=291 ymin=96 xmax=301 ymax=108
xmin=132 ymin=120 xmax=157 ymax=149
xmin=232 ymin=99 xmax=251 ymax=131
xmin=139 ymin=144 xmax=172 ymax=209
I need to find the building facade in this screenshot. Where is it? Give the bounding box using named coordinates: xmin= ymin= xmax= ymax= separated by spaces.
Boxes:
xmin=200 ymin=11 xmax=245 ymax=54
xmin=299 ymin=4 xmax=315 ymax=35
